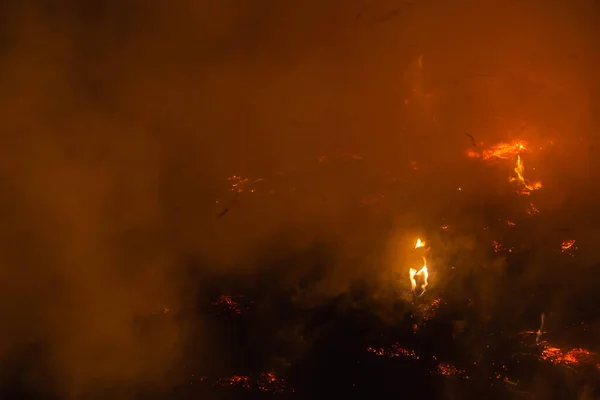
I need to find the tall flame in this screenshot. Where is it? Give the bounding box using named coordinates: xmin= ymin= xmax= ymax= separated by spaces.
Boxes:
xmin=409 ymin=257 xmax=429 ymax=296
xmin=509 ymin=155 xmax=542 ymax=195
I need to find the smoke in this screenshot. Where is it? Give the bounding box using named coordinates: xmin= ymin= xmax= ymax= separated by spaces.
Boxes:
xmin=0 ymin=0 xmax=599 ymax=397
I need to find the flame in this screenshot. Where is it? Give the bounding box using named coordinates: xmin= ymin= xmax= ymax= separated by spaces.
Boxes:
xmin=561 ymin=240 xmax=576 ymax=252
xmin=467 ymin=140 xmax=542 ymax=195
xmin=509 ymin=155 xmax=542 ymax=195
xmin=409 ymin=257 xmax=429 ymax=295
xmin=560 ymin=239 xmax=578 ymax=257
xmin=415 ymin=238 xmax=425 ymax=248
xmin=468 ymin=139 xmax=528 ymax=160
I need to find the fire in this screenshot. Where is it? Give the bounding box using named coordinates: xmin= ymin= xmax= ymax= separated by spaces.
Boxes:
xmin=468 ymin=139 xmax=542 ymax=195
xmin=538 ymin=342 xmax=596 ymax=368
xmin=509 ymin=155 xmax=542 ymax=195
xmin=409 ymin=257 xmax=429 ymax=295
xmin=415 ymin=238 xmax=425 ymax=248
xmin=468 ymin=139 xmax=528 ymax=160
xmin=561 ymin=239 xmax=577 ymax=256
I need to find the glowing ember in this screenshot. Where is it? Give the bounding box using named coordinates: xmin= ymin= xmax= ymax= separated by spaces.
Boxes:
xmin=509 ymin=155 xmax=542 ymax=195
xmin=367 ymin=343 xmax=419 ymax=359
xmin=492 ymin=240 xmax=513 ymax=254
xmin=227 ymin=175 xmax=264 ymax=193
xmin=433 ymin=363 xmax=467 ymax=377
xmin=216 ymin=375 xmax=252 ymax=390
xmin=409 ymin=257 xmax=429 ymax=295
xmin=506 ymin=220 xmax=516 ymax=227
xmin=415 ymin=238 xmax=425 ymax=248
xmin=561 ymin=240 xmax=577 ymax=256
xmin=215 ymin=373 xmax=292 ymax=393
xmin=210 ymin=295 xmax=251 ymax=315
xmin=418 ymin=297 xmax=443 ymax=321
xmin=228 ymin=175 xmax=250 ymax=193
xmin=538 ymin=342 xmax=596 ymax=368
xmin=527 ymin=203 xmax=540 ymax=215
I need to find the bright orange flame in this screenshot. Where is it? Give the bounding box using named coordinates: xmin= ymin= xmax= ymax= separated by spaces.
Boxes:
xmin=561 ymin=240 xmax=577 ymax=256
xmin=561 ymin=240 xmax=576 ymax=252
xmin=415 ymin=238 xmax=425 ymax=248
xmin=409 ymin=257 xmax=429 ymax=295
xmin=468 ymin=140 xmax=529 ymax=160
xmin=509 ymin=155 xmax=542 ymax=195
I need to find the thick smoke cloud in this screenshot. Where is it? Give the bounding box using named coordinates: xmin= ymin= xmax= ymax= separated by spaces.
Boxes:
xmin=0 ymin=0 xmax=599 ymax=397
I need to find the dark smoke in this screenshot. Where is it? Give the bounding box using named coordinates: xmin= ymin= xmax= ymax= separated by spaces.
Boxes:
xmin=0 ymin=0 xmax=599 ymax=398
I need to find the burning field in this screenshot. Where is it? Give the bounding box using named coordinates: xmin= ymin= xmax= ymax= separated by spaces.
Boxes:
xmin=1 ymin=0 xmax=600 ymax=399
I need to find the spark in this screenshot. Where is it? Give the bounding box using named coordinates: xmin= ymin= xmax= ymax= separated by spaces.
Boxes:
xmin=415 ymin=238 xmax=425 ymax=248
xmin=433 ymin=363 xmax=467 ymax=377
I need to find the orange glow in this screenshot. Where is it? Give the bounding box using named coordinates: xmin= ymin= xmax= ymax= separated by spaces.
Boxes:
xmin=415 ymin=238 xmax=425 ymax=248
xmin=539 ymin=342 xmax=596 ymax=368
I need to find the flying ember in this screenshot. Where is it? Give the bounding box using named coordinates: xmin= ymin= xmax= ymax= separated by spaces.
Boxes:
xmin=415 ymin=238 xmax=425 ymax=248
